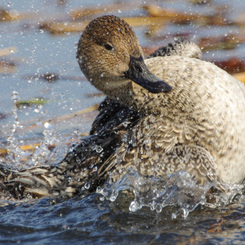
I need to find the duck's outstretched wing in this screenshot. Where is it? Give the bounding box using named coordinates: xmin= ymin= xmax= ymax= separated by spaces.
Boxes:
xmin=0 ymin=103 xmax=140 ymax=200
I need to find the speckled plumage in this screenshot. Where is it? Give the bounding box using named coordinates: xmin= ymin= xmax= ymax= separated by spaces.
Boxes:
xmin=102 ymin=56 xmax=245 ymax=188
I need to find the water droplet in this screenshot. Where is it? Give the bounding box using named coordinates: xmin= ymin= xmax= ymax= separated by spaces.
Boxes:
xmin=44 ymin=121 xmax=53 ymax=129
xmin=109 ymin=193 xmax=118 ymax=202
xmin=94 ymin=145 xmax=103 ymax=153
xmin=156 ymin=204 xmax=162 ymax=213
xmin=129 ymin=201 xmax=141 ymax=212
xmin=99 ymin=196 xmax=105 ymax=201
xmin=171 ymin=212 xmax=177 ymax=219
xmin=84 ymin=182 xmax=90 ymax=189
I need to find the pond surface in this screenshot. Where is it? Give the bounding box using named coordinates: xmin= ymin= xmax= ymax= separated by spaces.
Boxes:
xmin=0 ymin=0 xmax=245 ymax=244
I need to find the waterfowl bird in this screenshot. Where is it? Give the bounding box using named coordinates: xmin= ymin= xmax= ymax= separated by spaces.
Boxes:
xmin=76 ymin=15 xmax=245 ymax=188
xmin=1 ymin=15 xmax=245 ymax=200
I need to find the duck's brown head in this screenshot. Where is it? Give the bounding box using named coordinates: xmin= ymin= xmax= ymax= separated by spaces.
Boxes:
xmin=77 ymin=15 xmax=171 ymax=100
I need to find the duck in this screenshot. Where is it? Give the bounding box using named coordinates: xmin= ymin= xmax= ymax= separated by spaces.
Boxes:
xmin=76 ymin=15 xmax=245 ymax=189
xmin=1 ymin=15 xmax=245 ymax=200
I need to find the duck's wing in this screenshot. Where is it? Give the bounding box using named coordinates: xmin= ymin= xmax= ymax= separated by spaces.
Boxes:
xmin=0 ymin=139 xmax=225 ymax=200
xmin=90 ymin=97 xmax=140 ymax=135
xmin=148 ymin=38 xmax=202 ymax=59
xmin=96 ymin=143 xmax=226 ymax=192
xmin=0 ymin=105 xmax=140 ymax=200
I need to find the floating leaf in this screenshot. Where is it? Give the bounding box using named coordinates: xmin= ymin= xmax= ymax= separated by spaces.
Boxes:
xmin=199 ymin=35 xmax=245 ymax=51
xmin=143 ymin=4 xmax=236 ymax=26
xmin=40 ymin=21 xmax=88 ymax=35
xmin=0 ymin=8 xmax=30 ymax=22
xmin=20 ymin=143 xmax=40 ymax=151
xmin=213 ymin=58 xmax=245 ymax=74
xmin=0 ymin=60 xmax=17 ymax=73
xmin=0 ymin=142 xmax=56 ymax=158
xmin=0 ymin=47 xmax=17 ymax=57
xmin=124 ymin=16 xmax=167 ymax=27
xmin=70 ymin=6 xmax=113 ymax=20
xmin=70 ymin=3 xmax=138 ymax=20
xmin=0 ymin=148 xmax=8 ymax=157
xmin=16 ymin=98 xmax=49 ymax=109
xmin=233 ymin=71 xmax=245 ymax=84
xmin=41 ymin=17 xmax=168 ymax=35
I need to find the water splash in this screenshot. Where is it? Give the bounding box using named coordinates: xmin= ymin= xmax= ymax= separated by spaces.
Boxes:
xmin=27 ymin=121 xmax=65 ymax=167
xmin=4 ymin=91 xmax=27 ymax=169
xmin=97 ymin=167 xmax=245 ymax=218
xmin=2 ymin=91 xmax=71 ymax=169
xmin=97 ymin=168 xmax=227 ymax=218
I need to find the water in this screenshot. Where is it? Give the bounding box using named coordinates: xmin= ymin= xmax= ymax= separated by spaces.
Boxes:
xmin=0 ymin=193 xmax=245 ymax=244
xmin=1 ymin=0 xmax=245 ymax=244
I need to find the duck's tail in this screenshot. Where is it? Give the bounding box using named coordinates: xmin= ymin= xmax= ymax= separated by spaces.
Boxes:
xmin=0 ymin=132 xmax=123 ymax=200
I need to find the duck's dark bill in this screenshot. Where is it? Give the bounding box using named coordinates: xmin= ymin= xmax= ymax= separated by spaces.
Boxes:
xmin=124 ymin=55 xmax=172 ymax=94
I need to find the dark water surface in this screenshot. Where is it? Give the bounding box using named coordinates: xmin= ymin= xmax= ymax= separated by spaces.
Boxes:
xmin=1 ymin=194 xmax=245 ymax=244
xmin=1 ymin=0 xmax=245 ymax=244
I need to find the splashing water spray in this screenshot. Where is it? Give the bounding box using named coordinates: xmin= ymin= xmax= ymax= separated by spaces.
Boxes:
xmin=5 ymin=91 xmax=27 ymax=169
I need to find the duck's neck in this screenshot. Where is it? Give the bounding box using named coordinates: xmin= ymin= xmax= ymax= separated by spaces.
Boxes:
xmin=103 ymin=77 xmax=193 ymax=118
xmin=113 ymin=82 xmax=173 ymax=115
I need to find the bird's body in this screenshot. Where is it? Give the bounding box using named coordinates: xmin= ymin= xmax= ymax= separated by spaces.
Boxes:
xmin=105 ymin=56 xmax=245 ymax=187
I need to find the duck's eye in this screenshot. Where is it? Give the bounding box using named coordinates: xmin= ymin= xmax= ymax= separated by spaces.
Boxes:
xmin=104 ymin=44 xmax=114 ymax=51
